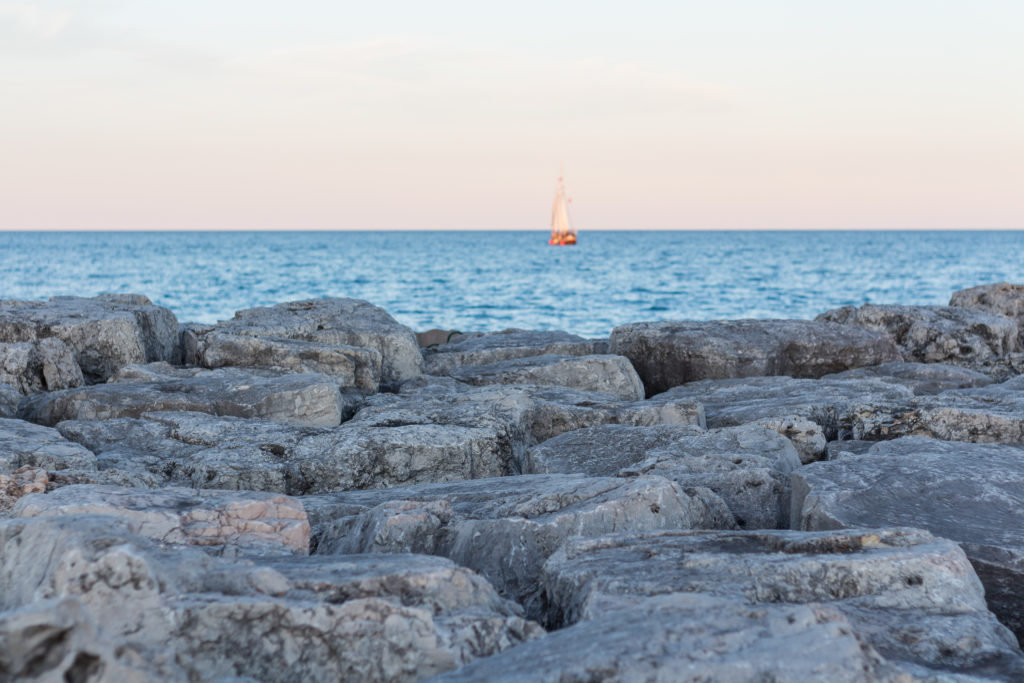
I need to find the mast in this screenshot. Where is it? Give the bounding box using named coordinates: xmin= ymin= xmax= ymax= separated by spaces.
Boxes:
xmin=550 ymin=176 xmax=575 ymax=238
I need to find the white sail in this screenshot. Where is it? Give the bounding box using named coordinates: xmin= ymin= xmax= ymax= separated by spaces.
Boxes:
xmin=550 ymin=179 xmax=575 ymax=237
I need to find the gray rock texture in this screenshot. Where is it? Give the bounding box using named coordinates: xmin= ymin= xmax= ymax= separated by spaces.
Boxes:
xmin=750 ymin=415 xmax=827 ymax=463
xmin=0 ymin=294 xmax=179 ymax=382
xmin=0 ymin=338 xmax=84 ymax=394
xmin=209 ymin=298 xmax=422 ymax=386
xmin=307 ymin=474 xmax=735 ymax=618
xmin=0 ymin=515 xmax=540 ymax=682
xmin=14 ymin=485 xmax=310 ymax=555
xmin=825 ymin=360 xmax=993 ymax=394
xmin=951 ymin=282 xmax=1024 ymax=346
xmin=523 ymin=423 xmax=801 ymax=529
xmin=0 ymin=418 xmax=97 ymax=473
xmin=0 ymin=383 xmax=19 ymax=417
xmin=423 ymin=329 xmax=605 ymax=375
xmin=538 ymin=528 xmax=1024 ymax=680
xmin=609 ymin=319 xmax=900 ymax=395
xmin=793 ymin=436 xmax=1024 ymax=641
xmin=447 ymin=354 xmax=645 ymax=401
xmin=0 ymin=467 xmax=48 ymax=513
xmin=817 ymin=303 xmax=1018 ymax=365
xmin=20 ymin=363 xmax=346 ymax=428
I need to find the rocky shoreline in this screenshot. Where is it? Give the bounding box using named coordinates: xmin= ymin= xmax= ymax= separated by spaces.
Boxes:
xmin=2 ymin=284 xmax=1024 ymax=681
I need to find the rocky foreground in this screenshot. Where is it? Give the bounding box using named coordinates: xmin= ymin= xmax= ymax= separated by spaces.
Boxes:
xmin=2 ymin=285 xmax=1024 ymax=681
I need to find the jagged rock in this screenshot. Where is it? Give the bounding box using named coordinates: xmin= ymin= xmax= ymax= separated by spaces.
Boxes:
xmin=538 ymin=528 xmax=1024 ymax=679
xmin=209 ymin=298 xmax=422 ymax=386
xmin=524 ymin=424 xmax=801 ymax=529
xmin=654 ymin=376 xmax=913 ymax=440
xmin=446 ymin=354 xmax=645 ymax=401
xmin=0 ymin=338 xmax=83 ymax=394
xmin=0 ymin=294 xmax=179 ymax=382
xmin=951 ymin=282 xmax=1024 ymax=345
xmin=307 ymin=474 xmax=734 ymax=618
xmin=0 ymin=466 xmax=47 ymax=513
xmin=609 ymin=319 xmax=900 ymax=395
xmin=750 ymin=415 xmax=827 ymax=463
xmin=793 ymin=436 xmax=1024 ymax=641
xmin=0 ymin=383 xmax=18 ymax=417
xmin=817 ymin=304 xmax=1018 ymax=365
xmin=430 ymin=596 xmax=904 ymax=683
xmin=423 ymin=329 xmax=606 ymax=375
xmin=179 ymin=322 xmax=215 ymax=366
xmin=825 ymin=360 xmax=993 ymax=394
xmin=199 ymin=332 xmax=383 ymax=393
xmin=0 ymin=515 xmax=540 ymax=682
xmin=14 ymin=485 xmax=310 ymax=555
xmin=20 ymin=363 xmax=347 ymax=428
xmin=0 ymin=418 xmax=97 ymax=472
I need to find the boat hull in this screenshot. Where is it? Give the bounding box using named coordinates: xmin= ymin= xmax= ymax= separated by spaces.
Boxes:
xmin=548 ymin=234 xmax=577 ymax=246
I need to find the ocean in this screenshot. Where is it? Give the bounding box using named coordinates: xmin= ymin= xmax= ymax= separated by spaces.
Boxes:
xmin=2 ymin=230 xmax=1023 ymax=337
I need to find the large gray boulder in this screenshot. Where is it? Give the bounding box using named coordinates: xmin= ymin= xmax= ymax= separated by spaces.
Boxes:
xmin=0 ymin=338 xmax=84 ymax=394
xmin=0 ymin=515 xmax=540 ymax=682
xmin=817 ymin=303 xmax=1018 ymax=365
xmin=793 ymin=436 xmax=1024 ymax=641
xmin=825 ymin=360 xmax=993 ymax=394
xmin=0 ymin=383 xmax=18 ymax=417
xmin=951 ymin=282 xmax=1024 ymax=346
xmin=20 ymin=363 xmax=347 ymax=428
xmin=0 ymin=294 xmax=179 ymax=382
xmin=523 ymin=423 xmax=802 ymax=529
xmin=209 ymin=298 xmax=422 ymax=386
xmin=423 ymin=329 xmax=605 ymax=375
xmin=14 ymin=484 xmax=310 ymax=555
xmin=609 ymin=319 xmax=900 ymax=395
xmin=538 ymin=528 xmax=1024 ymax=680
xmin=307 ymin=474 xmax=735 ymax=619
xmin=446 ymin=354 xmax=645 ymax=401
xmin=0 ymin=418 xmax=97 ymax=473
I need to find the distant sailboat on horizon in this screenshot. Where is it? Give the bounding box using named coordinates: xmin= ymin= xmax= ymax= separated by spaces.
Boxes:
xmin=548 ymin=175 xmax=577 ymax=246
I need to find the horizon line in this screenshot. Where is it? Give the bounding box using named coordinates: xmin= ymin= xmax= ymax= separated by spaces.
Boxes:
xmin=3 ymin=227 xmax=1024 ymax=233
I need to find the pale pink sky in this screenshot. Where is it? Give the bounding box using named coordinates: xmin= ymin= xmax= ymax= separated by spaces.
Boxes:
xmin=2 ymin=1 xmax=1023 ymax=230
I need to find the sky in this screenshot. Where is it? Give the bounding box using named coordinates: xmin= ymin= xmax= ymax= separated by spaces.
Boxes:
xmin=1 ymin=1 xmax=1022 ymax=230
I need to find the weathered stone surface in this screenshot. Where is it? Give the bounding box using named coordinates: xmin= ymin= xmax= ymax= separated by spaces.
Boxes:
xmin=0 ymin=383 xmax=18 ymax=417
xmin=0 ymin=466 xmax=47 ymax=513
xmin=655 ymin=376 xmax=914 ymax=440
xmin=212 ymin=298 xmax=422 ymax=385
xmin=826 ymin=439 xmax=876 ymax=460
xmin=524 ymin=424 xmax=801 ymax=529
xmin=0 ymin=418 xmax=97 ymax=473
xmin=750 ymin=415 xmax=827 ymax=463
xmin=0 ymin=338 xmax=83 ymax=395
xmin=308 ymin=474 xmax=734 ymax=618
xmin=423 ymin=329 xmax=606 ymax=375
xmin=446 ymin=354 xmax=645 ymax=401
xmin=0 ymin=515 xmax=540 ymax=682
xmin=430 ymin=596 xmax=904 ymax=683
xmin=818 ymin=303 xmax=1018 ymax=365
xmin=951 ymin=282 xmax=1024 ymax=346
xmin=21 ymin=363 xmax=346 ymax=428
xmin=609 ymin=319 xmax=900 ymax=395
xmin=825 ymin=360 xmax=993 ymax=394
xmin=14 ymin=484 xmax=310 ymax=555
xmin=793 ymin=436 xmax=1024 ymax=641
xmin=539 ymin=528 xmax=1024 ymax=679
xmin=200 ymin=332 xmax=383 ymax=393
xmin=0 ymin=294 xmax=179 ymax=382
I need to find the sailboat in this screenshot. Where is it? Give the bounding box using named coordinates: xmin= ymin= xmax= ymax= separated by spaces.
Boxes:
xmin=548 ymin=176 xmax=577 ymax=246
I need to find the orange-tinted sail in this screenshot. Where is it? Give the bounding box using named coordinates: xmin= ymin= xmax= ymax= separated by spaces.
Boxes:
xmin=549 ymin=176 xmax=577 ymax=245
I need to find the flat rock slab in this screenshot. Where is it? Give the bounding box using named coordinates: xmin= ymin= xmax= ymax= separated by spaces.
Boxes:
xmin=609 ymin=319 xmax=900 ymax=395
xmin=538 ymin=528 xmax=1024 ymax=680
xmin=0 ymin=515 xmax=540 ymax=682
xmin=524 ymin=423 xmax=801 ymax=529
xmin=423 ymin=329 xmax=605 ymax=375
xmin=14 ymin=484 xmax=310 ymax=555
xmin=0 ymin=418 xmax=97 ymax=473
xmin=200 ymin=331 xmax=383 ymax=392
xmin=825 ymin=360 xmax=993 ymax=394
xmin=0 ymin=338 xmax=83 ymax=394
xmin=818 ymin=304 xmax=1018 ymax=365
xmin=306 ymin=474 xmax=735 ymax=619
xmin=446 ymin=354 xmax=645 ymax=401
xmin=210 ymin=298 xmax=423 ymax=385
xmin=793 ymin=436 xmax=1024 ymax=641
xmin=20 ymin=363 xmax=346 ymax=428
xmin=0 ymin=294 xmax=179 ymax=382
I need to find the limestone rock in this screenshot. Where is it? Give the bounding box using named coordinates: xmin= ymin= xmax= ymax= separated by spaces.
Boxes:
xmin=0 ymin=294 xmax=179 ymax=382
xmin=793 ymin=436 xmax=1024 ymax=641
xmin=538 ymin=528 xmax=1024 ymax=679
xmin=307 ymin=474 xmax=735 ymax=618
xmin=0 ymin=466 xmax=47 ymax=513
xmin=14 ymin=484 xmax=310 ymax=555
xmin=0 ymin=418 xmax=97 ymax=473
xmin=446 ymin=354 xmax=645 ymax=401
xmin=212 ymin=298 xmax=422 ymax=386
xmin=423 ymin=329 xmax=606 ymax=375
xmin=21 ymin=363 xmax=346 ymax=428
xmin=0 ymin=515 xmax=540 ymax=682
xmin=0 ymin=383 xmax=18 ymax=417
xmin=750 ymin=415 xmax=827 ymax=463
xmin=825 ymin=360 xmax=993 ymax=394
xmin=609 ymin=319 xmax=900 ymax=395
xmin=524 ymin=423 xmax=801 ymax=529
xmin=951 ymin=282 xmax=1024 ymax=345
xmin=817 ymin=303 xmax=1018 ymax=364
xmin=0 ymin=338 xmax=84 ymax=394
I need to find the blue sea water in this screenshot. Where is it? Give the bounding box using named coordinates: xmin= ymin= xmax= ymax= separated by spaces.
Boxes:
xmin=2 ymin=230 xmax=1023 ymax=337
